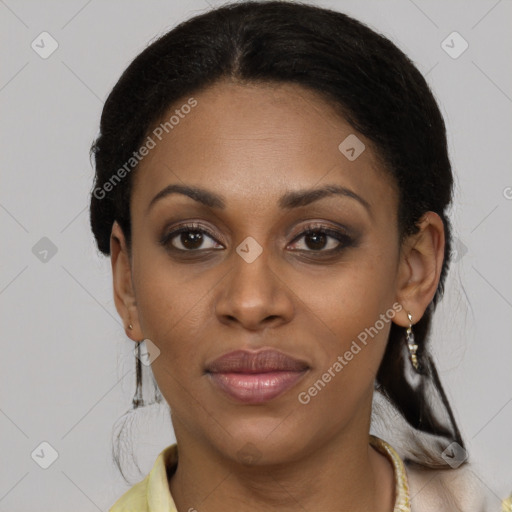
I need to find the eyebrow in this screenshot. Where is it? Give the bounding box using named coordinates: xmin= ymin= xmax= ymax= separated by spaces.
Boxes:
xmin=146 ymin=183 xmax=372 ymax=215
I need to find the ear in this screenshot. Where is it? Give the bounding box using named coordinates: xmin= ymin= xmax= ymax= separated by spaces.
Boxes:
xmin=393 ymin=212 xmax=445 ymax=328
xmin=110 ymin=221 xmax=143 ymax=342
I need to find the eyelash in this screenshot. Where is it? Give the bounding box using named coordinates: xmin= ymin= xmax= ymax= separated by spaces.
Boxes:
xmin=159 ymin=222 xmax=355 ymax=255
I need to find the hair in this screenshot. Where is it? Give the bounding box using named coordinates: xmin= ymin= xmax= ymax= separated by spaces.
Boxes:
xmin=89 ymin=0 xmax=465 ymax=481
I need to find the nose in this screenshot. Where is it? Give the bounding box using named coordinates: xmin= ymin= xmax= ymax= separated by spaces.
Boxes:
xmin=214 ymin=246 xmax=295 ymax=331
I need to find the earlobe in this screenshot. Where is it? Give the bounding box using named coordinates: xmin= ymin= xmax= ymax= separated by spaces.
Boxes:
xmin=110 ymin=221 xmax=142 ymax=341
xmin=394 ymin=212 xmax=445 ymax=327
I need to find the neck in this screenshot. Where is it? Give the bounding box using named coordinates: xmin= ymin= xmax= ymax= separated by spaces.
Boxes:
xmin=169 ymin=415 xmax=395 ymax=512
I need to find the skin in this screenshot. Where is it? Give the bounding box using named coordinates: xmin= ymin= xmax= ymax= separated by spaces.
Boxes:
xmin=110 ymin=80 xmax=445 ymax=512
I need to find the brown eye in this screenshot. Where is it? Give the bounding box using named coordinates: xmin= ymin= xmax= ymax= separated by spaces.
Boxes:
xmin=303 ymin=231 xmax=330 ymax=250
xmin=160 ymin=224 xmax=223 ymax=252
xmin=176 ymin=230 xmax=207 ymax=250
xmin=288 ymin=227 xmax=353 ymax=253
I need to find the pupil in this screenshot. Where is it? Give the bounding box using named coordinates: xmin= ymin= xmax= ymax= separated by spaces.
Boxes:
xmin=306 ymin=232 xmax=326 ymax=250
xmin=182 ymin=231 xmax=203 ymax=249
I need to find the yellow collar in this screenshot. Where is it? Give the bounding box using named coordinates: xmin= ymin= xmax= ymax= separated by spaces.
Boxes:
xmin=369 ymin=434 xmax=411 ymax=511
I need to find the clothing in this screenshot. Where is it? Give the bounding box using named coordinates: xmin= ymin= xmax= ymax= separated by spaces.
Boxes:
xmin=109 ymin=436 xmax=510 ymax=512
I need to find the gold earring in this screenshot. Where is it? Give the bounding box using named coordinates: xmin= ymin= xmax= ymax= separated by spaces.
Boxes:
xmin=406 ymin=312 xmax=419 ymax=371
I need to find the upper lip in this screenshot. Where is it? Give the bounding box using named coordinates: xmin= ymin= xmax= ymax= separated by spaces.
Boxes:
xmin=205 ymin=349 xmax=309 ymax=374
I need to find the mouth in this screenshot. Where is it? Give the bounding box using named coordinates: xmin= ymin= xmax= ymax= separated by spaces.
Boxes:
xmin=205 ymin=349 xmax=309 ymax=404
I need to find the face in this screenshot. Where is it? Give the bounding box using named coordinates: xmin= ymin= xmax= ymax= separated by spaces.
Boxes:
xmin=115 ymin=80 xmax=408 ymax=464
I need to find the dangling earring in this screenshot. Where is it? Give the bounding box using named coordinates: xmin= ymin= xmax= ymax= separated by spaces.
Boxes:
xmin=406 ymin=312 xmax=419 ymax=371
xmin=132 ymin=341 xmax=143 ymax=408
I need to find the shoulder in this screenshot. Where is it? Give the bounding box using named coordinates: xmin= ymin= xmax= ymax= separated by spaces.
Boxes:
xmin=405 ymin=462 xmax=490 ymax=512
xmin=109 ymin=476 xmax=150 ymax=512
xmin=109 ymin=444 xmax=178 ymax=512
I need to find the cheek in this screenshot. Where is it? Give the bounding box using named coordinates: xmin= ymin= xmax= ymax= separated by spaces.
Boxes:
xmin=293 ymin=243 xmax=398 ymax=384
xmin=294 ymin=239 xmax=398 ymax=329
xmin=132 ymin=262 xmax=214 ymax=412
xmin=293 ymin=282 xmax=395 ymax=430
xmin=131 ymin=249 xmax=214 ymax=363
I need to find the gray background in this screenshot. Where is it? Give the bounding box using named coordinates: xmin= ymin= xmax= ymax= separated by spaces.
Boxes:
xmin=1 ymin=0 xmax=511 ymax=510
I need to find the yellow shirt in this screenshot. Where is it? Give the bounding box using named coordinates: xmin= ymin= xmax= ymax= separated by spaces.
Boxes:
xmin=109 ymin=435 xmax=509 ymax=512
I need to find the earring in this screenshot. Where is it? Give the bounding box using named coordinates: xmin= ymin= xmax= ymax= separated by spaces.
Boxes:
xmin=128 ymin=323 xmax=133 ymax=330
xmin=132 ymin=341 xmax=143 ymax=408
xmin=406 ymin=312 xmax=419 ymax=371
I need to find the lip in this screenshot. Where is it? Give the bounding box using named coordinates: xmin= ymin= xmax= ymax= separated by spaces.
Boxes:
xmin=205 ymin=349 xmax=309 ymax=404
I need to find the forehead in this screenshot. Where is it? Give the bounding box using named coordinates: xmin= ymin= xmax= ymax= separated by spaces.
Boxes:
xmin=131 ymin=80 xmax=396 ymax=218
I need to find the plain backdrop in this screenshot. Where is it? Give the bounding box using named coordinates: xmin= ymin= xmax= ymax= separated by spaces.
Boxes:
xmin=1 ymin=0 xmax=511 ymax=510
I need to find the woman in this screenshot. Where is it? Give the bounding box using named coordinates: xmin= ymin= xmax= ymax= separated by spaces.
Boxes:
xmin=89 ymin=1 xmax=510 ymax=510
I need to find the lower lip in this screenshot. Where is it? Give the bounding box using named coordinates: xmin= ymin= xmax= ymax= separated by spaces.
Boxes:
xmin=207 ymin=371 xmax=307 ymax=403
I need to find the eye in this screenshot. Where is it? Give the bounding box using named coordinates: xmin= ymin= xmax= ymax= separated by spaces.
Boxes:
xmin=288 ymin=224 xmax=353 ymax=252
xmin=160 ymin=223 xmax=224 ymax=251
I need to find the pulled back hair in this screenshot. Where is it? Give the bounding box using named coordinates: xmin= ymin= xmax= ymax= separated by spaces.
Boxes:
xmin=89 ymin=0 xmax=465 ymax=479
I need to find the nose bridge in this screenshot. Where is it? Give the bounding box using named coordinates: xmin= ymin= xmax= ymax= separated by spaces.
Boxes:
xmin=231 ymin=238 xmax=275 ymax=304
xmin=215 ymin=237 xmax=293 ymax=328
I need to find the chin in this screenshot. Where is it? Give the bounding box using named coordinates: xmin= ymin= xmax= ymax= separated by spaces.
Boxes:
xmin=209 ymin=415 xmax=310 ymax=466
